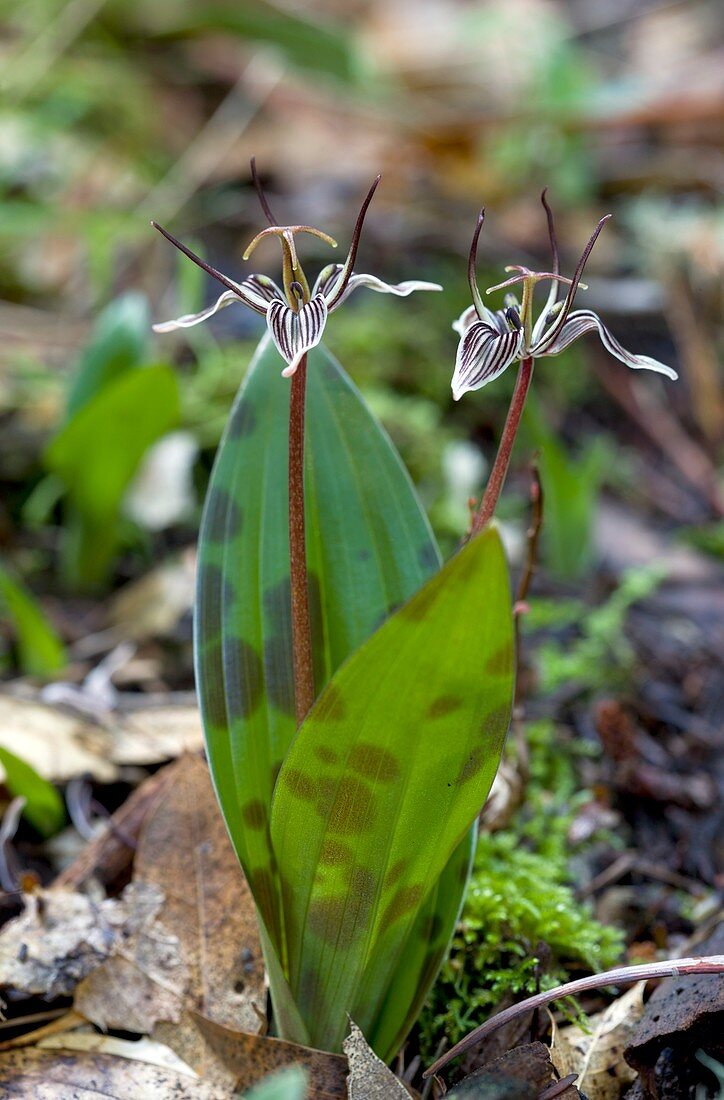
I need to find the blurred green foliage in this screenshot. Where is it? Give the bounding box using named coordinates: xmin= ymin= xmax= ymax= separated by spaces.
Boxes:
xmin=529 ymin=564 xmax=667 ymax=695
xmin=0 ymin=563 xmax=67 ymax=676
xmin=524 ymin=394 xmax=612 ymax=579
xmin=0 ymin=744 xmax=66 ymax=837
xmin=38 ymin=294 xmax=180 ymax=589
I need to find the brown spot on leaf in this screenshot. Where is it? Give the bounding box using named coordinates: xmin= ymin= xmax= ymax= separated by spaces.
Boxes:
xmin=383 ymin=858 xmax=408 ymax=891
xmin=457 ymin=745 xmax=485 ymax=784
xmin=379 ymin=884 xmax=424 ymax=934
xmin=482 ymin=704 xmax=512 ymax=738
xmin=418 ymin=542 xmax=440 ymax=573
xmin=314 ymin=745 xmax=339 ymax=766
xmin=420 ymin=913 xmax=444 ymax=943
xmin=318 ymin=840 xmax=353 ymax=866
xmin=307 ymin=866 xmax=375 ymax=947
xmin=198 ymin=634 xmax=263 ymax=726
xmin=428 ymin=695 xmax=463 ymax=719
xmin=348 ymin=743 xmax=400 ymax=784
xmin=203 ymin=490 xmax=243 ymax=542
xmin=222 ymin=637 xmax=264 ymax=719
xmin=282 ymin=769 xmax=317 ymax=802
xmin=326 ymin=776 xmax=376 ymax=835
xmin=241 ymin=800 xmax=266 ymax=830
xmin=228 ymin=401 xmax=257 ymax=439
xmin=198 ymin=562 xmax=234 ymax=614
xmin=486 ymin=640 xmax=514 ymax=675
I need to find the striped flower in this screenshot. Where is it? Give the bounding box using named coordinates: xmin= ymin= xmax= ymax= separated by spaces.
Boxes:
xmin=451 ymin=194 xmax=678 ymax=401
xmin=153 ymin=171 xmax=441 ymax=378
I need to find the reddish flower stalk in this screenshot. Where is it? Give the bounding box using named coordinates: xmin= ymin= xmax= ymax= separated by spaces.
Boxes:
xmin=470 ymin=355 xmax=534 ymax=534
xmin=288 ymin=353 xmax=315 ymax=725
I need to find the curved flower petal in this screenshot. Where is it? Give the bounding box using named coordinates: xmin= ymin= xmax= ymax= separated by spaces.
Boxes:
xmin=451 ymin=321 xmax=524 ymax=401
xmin=152 ymin=290 xmax=243 ymax=333
xmin=539 ymin=309 xmax=678 ymax=379
xmin=329 ymin=271 xmax=442 ymax=310
xmin=312 ymin=263 xmax=344 ymax=300
xmin=268 ymin=295 xmax=329 ymax=378
xmin=452 ymin=302 xmax=506 ymax=336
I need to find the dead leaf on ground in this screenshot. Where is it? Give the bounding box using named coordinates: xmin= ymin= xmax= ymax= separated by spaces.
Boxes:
xmin=624 ymin=924 xmax=724 ymax=1087
xmin=343 ymin=1021 xmax=410 ymax=1099
xmin=0 ymin=1038 xmax=226 ymax=1099
xmin=75 ymin=755 xmax=265 ymax=1089
xmin=551 ymin=983 xmax=645 ymax=1100
xmin=0 ymin=695 xmax=115 ymax=783
xmin=107 ymin=550 xmax=196 ymax=643
xmin=135 ymin=753 xmax=265 ymax=1033
xmin=191 ymin=1013 xmax=348 ymax=1097
xmin=0 ymin=883 xmax=166 ymax=999
xmin=0 ymin=690 xmax=204 ymax=785
xmin=108 ymin=704 xmax=203 ymax=765
xmin=448 ymin=1042 xmax=580 ymax=1099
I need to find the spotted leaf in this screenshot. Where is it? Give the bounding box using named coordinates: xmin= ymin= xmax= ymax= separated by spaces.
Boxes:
xmin=195 ymin=334 xmax=441 ymax=954
xmin=270 ymin=526 xmax=514 ymax=1055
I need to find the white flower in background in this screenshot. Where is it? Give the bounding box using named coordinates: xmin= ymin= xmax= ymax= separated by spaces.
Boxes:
xmin=451 ymin=193 xmax=678 ymax=401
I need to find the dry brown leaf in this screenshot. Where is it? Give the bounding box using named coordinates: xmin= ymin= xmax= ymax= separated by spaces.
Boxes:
xmin=73 ymin=756 xmax=265 ymax=1087
xmin=133 ymin=753 xmax=265 ymax=1033
xmin=550 ymin=983 xmax=645 ymax=1100
xmin=0 ymin=695 xmax=116 ymax=783
xmin=343 ymin=1020 xmax=410 ymax=1099
xmin=0 ymin=1041 xmax=226 ymax=1099
xmin=188 ymin=1013 xmax=348 ymax=1097
xmin=0 ymin=884 xmax=165 ymax=999
xmin=74 ymin=905 xmax=188 ymax=1032
xmin=108 ymin=705 xmax=204 ymax=766
xmin=108 ymin=550 xmax=195 ymax=642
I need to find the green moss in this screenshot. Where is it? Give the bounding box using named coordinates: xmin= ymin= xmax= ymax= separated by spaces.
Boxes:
xmin=418 ymin=721 xmax=623 ymax=1058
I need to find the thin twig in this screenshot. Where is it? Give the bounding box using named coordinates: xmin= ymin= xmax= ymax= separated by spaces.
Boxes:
xmin=288 ymin=354 xmax=315 ymax=725
xmin=424 ymin=955 xmax=724 ymax=1078
xmin=471 ymin=357 xmax=535 ymax=535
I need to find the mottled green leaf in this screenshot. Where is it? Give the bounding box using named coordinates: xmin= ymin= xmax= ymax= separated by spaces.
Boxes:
xmin=270 ymin=527 xmax=514 ymax=1053
xmin=0 ymin=745 xmax=65 ymax=837
xmin=196 ymin=335 xmax=440 ymax=948
xmin=0 ymin=564 xmax=66 ymax=676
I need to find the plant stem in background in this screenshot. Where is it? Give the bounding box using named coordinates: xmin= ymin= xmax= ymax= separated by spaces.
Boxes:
xmin=288 ymin=352 xmax=315 ymax=725
xmin=471 ymin=356 xmax=535 ymax=534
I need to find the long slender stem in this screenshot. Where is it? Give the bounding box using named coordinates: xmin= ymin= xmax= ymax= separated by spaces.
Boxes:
xmin=288 ymin=353 xmax=315 ymax=725
xmin=471 ymin=356 xmax=535 ymax=535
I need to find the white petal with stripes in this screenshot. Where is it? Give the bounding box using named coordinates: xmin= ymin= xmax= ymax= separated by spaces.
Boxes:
xmin=537 ymin=309 xmax=678 ymax=379
xmin=451 ymin=321 xmax=523 ymax=401
xmin=267 ymin=295 xmax=329 ymax=377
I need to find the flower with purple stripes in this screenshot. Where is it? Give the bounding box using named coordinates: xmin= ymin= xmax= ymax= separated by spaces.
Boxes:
xmin=451 ymin=194 xmax=677 ymax=401
xmin=152 ymin=163 xmax=441 ymax=377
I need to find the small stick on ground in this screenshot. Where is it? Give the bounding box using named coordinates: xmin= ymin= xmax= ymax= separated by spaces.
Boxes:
xmin=424 ymin=955 xmax=724 ymax=1078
